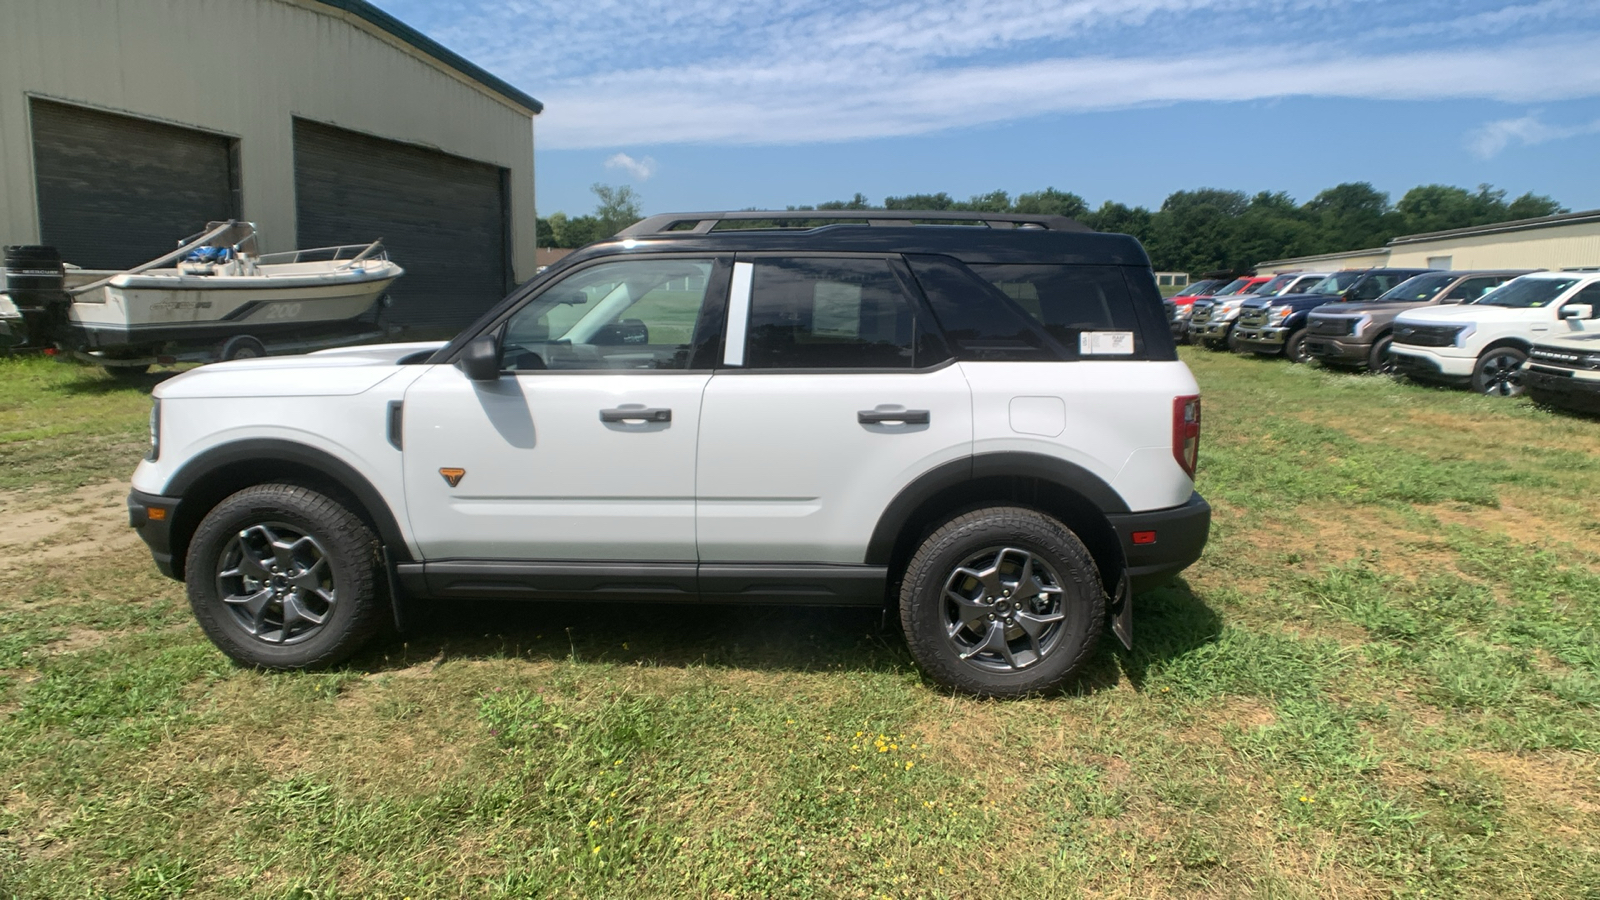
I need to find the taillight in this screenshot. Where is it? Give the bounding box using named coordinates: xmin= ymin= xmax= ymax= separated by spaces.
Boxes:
xmin=1173 ymin=395 xmax=1200 ymax=478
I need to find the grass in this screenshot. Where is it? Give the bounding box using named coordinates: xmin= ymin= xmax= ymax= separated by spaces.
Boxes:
xmin=2 ymin=349 xmax=1599 ymax=897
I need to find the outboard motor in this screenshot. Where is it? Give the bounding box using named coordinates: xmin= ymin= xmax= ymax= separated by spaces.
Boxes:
xmin=3 ymin=244 xmax=68 ymax=347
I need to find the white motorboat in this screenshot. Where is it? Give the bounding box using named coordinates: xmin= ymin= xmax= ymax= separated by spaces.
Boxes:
xmin=0 ymin=294 xmax=20 ymax=347
xmin=60 ymin=221 xmax=403 ymax=357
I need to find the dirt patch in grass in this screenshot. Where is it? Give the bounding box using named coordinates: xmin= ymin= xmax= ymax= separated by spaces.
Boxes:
xmin=1470 ymin=750 xmax=1600 ymax=820
xmin=0 ymin=480 xmax=138 ymax=572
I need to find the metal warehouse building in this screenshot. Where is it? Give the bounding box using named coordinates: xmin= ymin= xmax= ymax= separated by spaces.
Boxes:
xmin=1258 ymin=208 xmax=1600 ymax=275
xmin=0 ymin=0 xmax=541 ymax=330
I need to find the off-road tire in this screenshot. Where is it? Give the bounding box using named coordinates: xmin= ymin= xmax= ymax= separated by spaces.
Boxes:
xmin=187 ymin=483 xmax=385 ymax=669
xmin=900 ymin=507 xmax=1105 ymax=698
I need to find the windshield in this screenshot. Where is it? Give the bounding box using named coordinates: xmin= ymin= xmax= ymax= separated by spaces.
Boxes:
xmin=1212 ymin=278 xmax=1250 ymax=296
xmin=1286 ymin=275 xmax=1324 ymax=293
xmin=1307 ymin=271 xmax=1365 ymax=295
xmin=1377 ymin=273 xmax=1456 ymax=303
xmin=1173 ymin=279 xmax=1219 ymax=297
xmin=1255 ymin=275 xmax=1296 ymax=296
xmin=1240 ymin=279 xmax=1272 ymax=294
xmin=1473 ymin=276 xmax=1580 ymax=309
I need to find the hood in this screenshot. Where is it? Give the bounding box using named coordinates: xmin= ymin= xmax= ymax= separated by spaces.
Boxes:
xmin=155 ymin=341 xmax=448 ymax=400
xmin=1394 ymin=305 xmax=1546 ymax=327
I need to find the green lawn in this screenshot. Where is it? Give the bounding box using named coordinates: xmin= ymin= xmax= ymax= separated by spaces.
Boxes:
xmin=1 ymin=350 xmax=1597 ymax=898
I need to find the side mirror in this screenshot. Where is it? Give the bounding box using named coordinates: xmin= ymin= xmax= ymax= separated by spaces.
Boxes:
xmin=457 ymin=333 xmax=503 ymax=381
xmin=1560 ymin=304 xmax=1593 ymax=320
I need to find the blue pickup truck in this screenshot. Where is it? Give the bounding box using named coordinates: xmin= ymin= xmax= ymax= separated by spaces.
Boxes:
xmin=1230 ymin=268 xmax=1434 ymax=362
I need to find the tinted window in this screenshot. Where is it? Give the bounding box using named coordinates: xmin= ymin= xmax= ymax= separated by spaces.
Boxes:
xmin=501 ymin=258 xmax=714 ymax=371
xmin=906 ymin=256 xmax=1058 ymax=361
xmin=743 ymin=258 xmax=919 ymax=369
xmin=967 ymin=264 xmax=1144 ymax=355
xmin=1563 ymin=283 xmax=1600 ymax=318
xmin=1442 ymin=276 xmax=1503 ymax=303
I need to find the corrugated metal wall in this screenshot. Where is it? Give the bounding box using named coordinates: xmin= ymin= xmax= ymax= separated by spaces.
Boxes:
xmin=293 ymin=119 xmax=510 ymax=328
xmin=0 ymin=0 xmax=536 ymax=288
xmin=1387 ymin=222 xmax=1600 ymax=271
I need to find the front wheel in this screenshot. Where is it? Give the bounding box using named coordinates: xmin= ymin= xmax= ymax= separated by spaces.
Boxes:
xmin=1285 ymin=329 xmax=1311 ymax=364
xmin=1471 ymin=347 xmax=1527 ymax=397
xmin=1368 ymin=334 xmax=1397 ymax=375
xmin=186 ymin=483 xmax=386 ymax=669
xmin=900 ymin=507 xmax=1105 ymax=698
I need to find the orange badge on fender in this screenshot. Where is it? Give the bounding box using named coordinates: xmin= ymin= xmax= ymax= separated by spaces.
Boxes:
xmin=439 ymin=468 xmax=466 ymax=487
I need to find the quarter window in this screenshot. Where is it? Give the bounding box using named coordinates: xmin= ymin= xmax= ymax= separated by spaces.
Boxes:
xmin=741 ymin=258 xmax=920 ymax=369
xmin=966 ymin=264 xmax=1143 ymax=354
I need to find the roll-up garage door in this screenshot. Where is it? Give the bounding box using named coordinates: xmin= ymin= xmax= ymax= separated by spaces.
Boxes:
xmin=30 ymin=99 xmax=238 ymax=270
xmin=293 ymin=119 xmax=511 ymax=330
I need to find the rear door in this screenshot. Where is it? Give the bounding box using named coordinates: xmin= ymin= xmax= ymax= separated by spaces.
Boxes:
xmin=695 ymin=255 xmax=972 ymax=564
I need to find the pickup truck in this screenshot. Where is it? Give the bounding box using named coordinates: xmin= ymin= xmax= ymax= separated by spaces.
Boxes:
xmin=1230 ymin=268 xmax=1433 ymax=362
xmin=1392 ymin=272 xmax=1600 ymax=395
xmin=1304 ymin=270 xmax=1530 ymax=373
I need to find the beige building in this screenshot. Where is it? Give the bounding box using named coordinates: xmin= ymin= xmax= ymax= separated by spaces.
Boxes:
xmin=0 ymin=0 xmax=540 ymax=328
xmin=1256 ymin=209 xmax=1600 ymax=276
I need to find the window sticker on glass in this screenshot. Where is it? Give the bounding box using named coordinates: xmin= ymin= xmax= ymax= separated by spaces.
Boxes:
xmin=1080 ymin=331 xmax=1135 ymax=355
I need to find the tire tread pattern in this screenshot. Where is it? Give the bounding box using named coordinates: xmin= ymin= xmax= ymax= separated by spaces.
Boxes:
xmin=899 ymin=506 xmax=1105 ymax=698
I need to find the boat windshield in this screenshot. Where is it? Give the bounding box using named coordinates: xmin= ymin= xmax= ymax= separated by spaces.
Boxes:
xmin=1376 ymin=273 xmax=1455 ymax=303
xmin=1472 ymin=276 xmax=1580 ymax=309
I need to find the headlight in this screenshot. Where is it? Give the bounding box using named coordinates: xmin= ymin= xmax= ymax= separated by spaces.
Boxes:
xmin=1269 ymin=306 xmax=1293 ymax=323
xmin=1352 ymin=314 xmax=1372 ymax=336
xmin=147 ymin=399 xmax=161 ymax=462
xmin=1452 ymin=324 xmax=1476 ymax=347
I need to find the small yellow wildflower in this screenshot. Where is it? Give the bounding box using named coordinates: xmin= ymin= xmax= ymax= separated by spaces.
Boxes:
xmin=592 ymin=846 xmax=601 ymax=854
xmin=905 ymin=761 xmax=914 ymax=770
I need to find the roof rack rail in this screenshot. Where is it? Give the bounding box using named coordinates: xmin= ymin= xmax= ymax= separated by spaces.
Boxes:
xmin=618 ymin=209 xmax=1093 ymax=237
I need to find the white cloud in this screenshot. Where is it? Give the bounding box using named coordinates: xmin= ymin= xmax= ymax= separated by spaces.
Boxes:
xmin=537 ymin=37 xmax=1600 ymax=148
xmin=386 ymin=0 xmax=1600 ymax=149
xmin=1467 ymin=113 xmax=1600 ymax=158
xmin=604 ymin=152 xmax=658 ymax=180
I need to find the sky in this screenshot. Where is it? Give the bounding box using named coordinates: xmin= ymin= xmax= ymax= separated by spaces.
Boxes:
xmin=376 ymin=0 xmax=1600 ymax=219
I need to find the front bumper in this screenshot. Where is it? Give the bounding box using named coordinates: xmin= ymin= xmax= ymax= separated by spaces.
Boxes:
xmin=1107 ymin=491 xmax=1211 ymax=594
xmin=1521 ymin=365 xmax=1600 ymax=413
xmin=127 ymin=489 xmax=182 ymax=579
xmin=1304 ymin=335 xmax=1371 ymax=364
xmin=1390 ymin=345 xmax=1474 ymax=382
xmin=1231 ymin=325 xmax=1290 ymax=353
xmin=1191 ymin=320 xmax=1234 ymax=343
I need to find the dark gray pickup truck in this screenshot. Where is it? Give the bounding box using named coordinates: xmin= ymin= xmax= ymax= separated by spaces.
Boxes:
xmin=1304 ymin=270 xmax=1532 ymax=373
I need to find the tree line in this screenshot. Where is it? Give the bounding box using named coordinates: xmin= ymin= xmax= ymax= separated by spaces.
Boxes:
xmin=537 ymin=182 xmax=1567 ymax=275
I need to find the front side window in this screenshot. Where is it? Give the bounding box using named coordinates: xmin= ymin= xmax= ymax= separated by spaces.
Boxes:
xmin=500 ymin=258 xmax=715 ymax=370
xmin=1561 ymin=283 xmax=1600 ymax=318
xmin=967 ymin=264 xmax=1143 ymax=355
xmin=742 ymin=258 xmax=919 ymax=369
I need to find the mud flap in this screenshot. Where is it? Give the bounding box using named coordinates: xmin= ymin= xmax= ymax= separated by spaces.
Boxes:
xmin=383 ymin=546 xmax=408 ymax=634
xmin=1110 ymin=571 xmax=1133 ymax=650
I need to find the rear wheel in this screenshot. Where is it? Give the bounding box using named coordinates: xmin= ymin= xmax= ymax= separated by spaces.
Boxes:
xmin=900 ymin=507 xmax=1104 ymax=697
xmin=1471 ymin=347 xmax=1527 ymax=397
xmin=186 ymin=483 xmax=385 ymax=669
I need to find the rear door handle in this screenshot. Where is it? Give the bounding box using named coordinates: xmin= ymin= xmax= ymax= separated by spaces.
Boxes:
xmin=858 ymin=409 xmax=930 ymax=425
xmin=600 ymin=407 xmax=671 ymax=423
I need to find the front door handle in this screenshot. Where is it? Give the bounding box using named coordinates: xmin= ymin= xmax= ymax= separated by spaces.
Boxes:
xmin=858 ymin=409 xmax=930 ymax=425
xmin=600 ymin=407 xmax=671 ymax=423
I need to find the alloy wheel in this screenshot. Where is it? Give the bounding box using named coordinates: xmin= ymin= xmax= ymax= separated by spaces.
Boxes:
xmin=941 ymin=547 xmax=1067 ymax=672
xmin=215 ymin=522 xmax=338 ymax=645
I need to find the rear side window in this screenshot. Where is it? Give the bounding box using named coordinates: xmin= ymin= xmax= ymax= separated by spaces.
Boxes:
xmin=905 ymin=256 xmax=1060 ymax=361
xmin=966 ymin=264 xmax=1144 ymax=356
xmin=743 ymin=258 xmax=923 ymax=369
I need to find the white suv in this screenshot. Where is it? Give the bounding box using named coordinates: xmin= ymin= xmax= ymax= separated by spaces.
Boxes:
xmin=1391 ymin=272 xmax=1600 ymax=395
xmin=128 ymin=210 xmax=1210 ymax=697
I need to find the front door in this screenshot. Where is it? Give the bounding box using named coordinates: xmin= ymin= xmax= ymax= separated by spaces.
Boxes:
xmin=695 ymin=255 xmax=973 ymax=564
xmin=401 ymin=256 xmax=727 ymax=561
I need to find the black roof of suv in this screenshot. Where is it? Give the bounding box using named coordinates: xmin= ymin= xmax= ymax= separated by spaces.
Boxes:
xmin=435 ymin=210 xmax=1172 ymax=364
